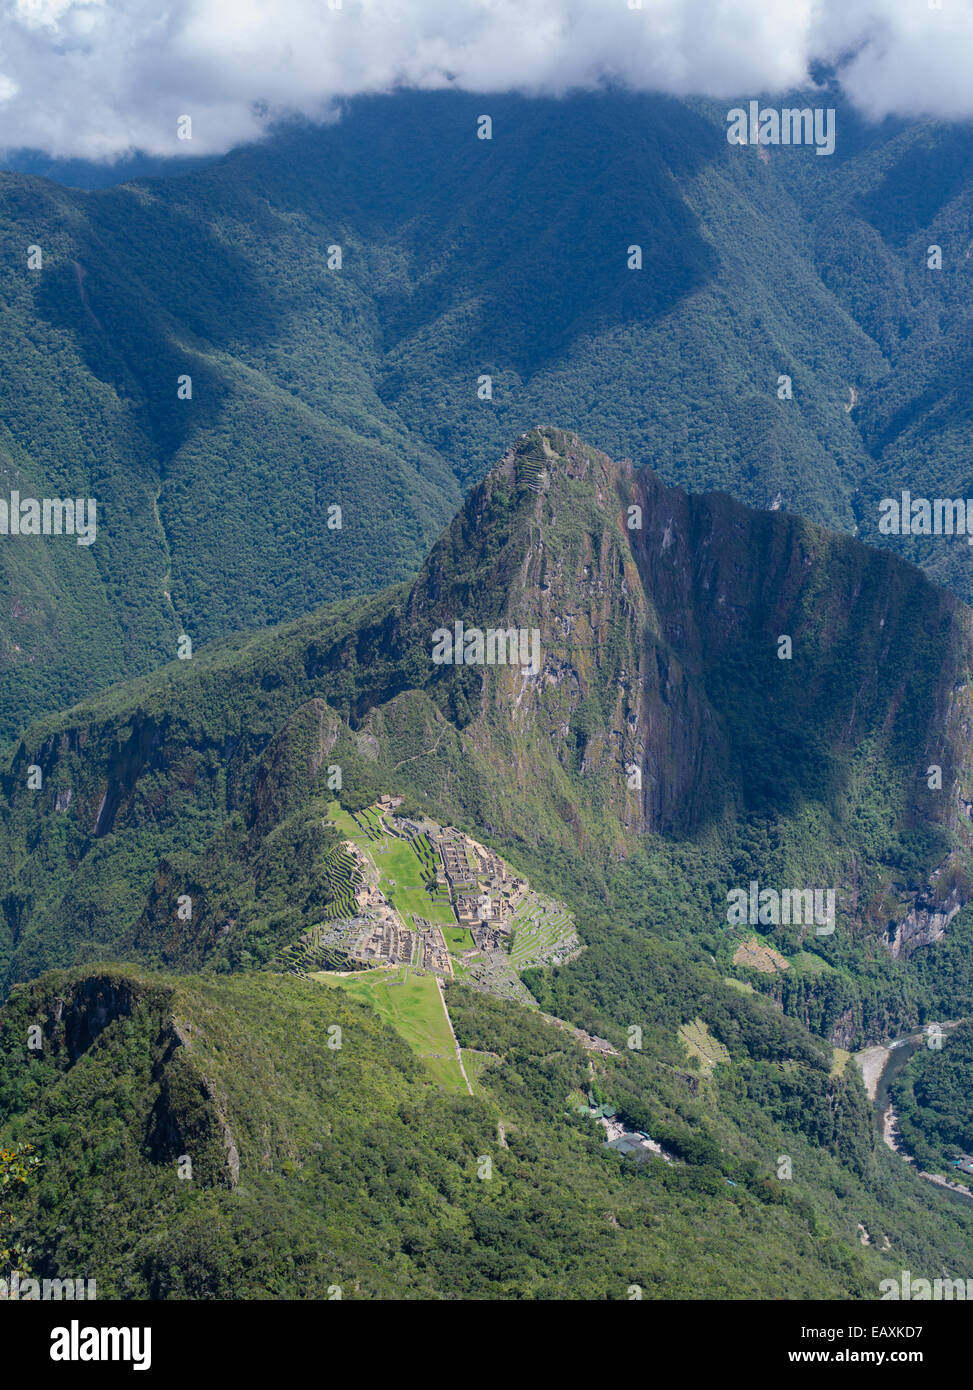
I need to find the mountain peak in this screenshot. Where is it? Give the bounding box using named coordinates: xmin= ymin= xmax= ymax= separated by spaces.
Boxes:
xmin=399 ymin=427 xmax=973 ymax=858
xmin=494 ymin=425 xmax=634 ymax=494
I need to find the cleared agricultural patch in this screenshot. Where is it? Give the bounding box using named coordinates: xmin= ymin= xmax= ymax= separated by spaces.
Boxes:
xmin=678 ymin=1018 xmax=730 ymax=1077
xmin=321 ymin=844 xmax=361 ymax=920
xmin=790 ymin=951 xmax=833 ymax=975
xmin=722 ymin=976 xmax=754 ymax=994
xmin=830 ymin=1047 xmax=851 ymax=1079
xmin=732 ymin=937 xmax=790 ymax=974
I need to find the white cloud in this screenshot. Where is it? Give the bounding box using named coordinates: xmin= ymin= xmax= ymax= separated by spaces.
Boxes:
xmin=0 ymin=0 xmax=970 ymax=162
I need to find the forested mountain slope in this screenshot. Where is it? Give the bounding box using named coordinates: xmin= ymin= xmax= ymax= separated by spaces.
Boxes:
xmin=3 ymin=93 xmax=972 ymax=734
xmin=3 ymin=428 xmax=973 ymax=1051
xmin=4 ymin=427 xmax=973 ymax=1296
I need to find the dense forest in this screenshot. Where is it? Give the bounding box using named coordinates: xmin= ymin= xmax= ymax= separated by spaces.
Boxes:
xmin=2 ymin=79 xmax=973 ymax=1302
xmin=3 ymin=963 xmax=973 ymax=1298
xmin=2 ymin=93 xmax=973 ymax=735
xmin=891 ymin=1022 xmax=973 ymax=1174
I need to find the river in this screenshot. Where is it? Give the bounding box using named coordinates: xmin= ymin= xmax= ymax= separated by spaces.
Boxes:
xmin=854 ymin=1023 xmax=973 ymax=1207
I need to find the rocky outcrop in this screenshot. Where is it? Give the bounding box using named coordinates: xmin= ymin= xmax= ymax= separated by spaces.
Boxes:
xmin=41 ymin=973 xmax=155 ymax=1063
xmin=247 ymin=697 xmax=341 ymax=837
xmin=829 ymin=1009 xmax=858 ymax=1050
xmin=391 ymin=427 xmax=973 ymax=857
xmin=887 ymin=880 xmax=968 ymax=959
xmin=147 ymin=1033 xmax=240 ymax=1190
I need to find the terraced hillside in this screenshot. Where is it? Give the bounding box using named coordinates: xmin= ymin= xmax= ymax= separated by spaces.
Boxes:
xmin=320 ymin=844 xmax=362 ymax=921
xmin=510 ymin=895 xmax=582 ymax=970
xmin=304 ymin=800 xmax=580 ymax=1008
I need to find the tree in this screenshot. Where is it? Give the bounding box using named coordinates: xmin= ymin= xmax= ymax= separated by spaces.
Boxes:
xmin=0 ymin=1141 xmax=40 ymax=1278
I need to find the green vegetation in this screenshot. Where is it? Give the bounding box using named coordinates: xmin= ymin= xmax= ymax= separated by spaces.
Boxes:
xmin=314 ymin=966 xmax=467 ymax=1096
xmin=376 ymin=838 xmax=453 ymax=928
xmin=890 ymin=1022 xmax=973 ymax=1176
xmin=3 ymin=93 xmax=973 ymax=740
xmin=461 ymin=1049 xmax=500 ymax=1099
xmin=3 ymin=427 xmax=973 ymax=1046
xmin=326 ymin=801 xmax=454 ymax=929
xmin=1 ymin=1140 xmax=39 ymax=1275
xmin=509 ymin=895 xmax=578 ymax=969
xmin=6 ymin=962 xmax=973 ymax=1299
xmin=2 ymin=426 xmax=973 ymax=1295
xmin=678 ymin=1020 xmax=731 ymax=1078
xmin=320 ymin=846 xmax=361 ymax=921
xmin=444 ymin=926 xmax=476 ymax=955
xmin=831 ymin=1049 xmax=852 ymax=1080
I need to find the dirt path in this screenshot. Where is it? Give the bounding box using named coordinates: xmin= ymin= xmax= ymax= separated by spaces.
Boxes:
xmin=435 ymin=975 xmax=472 ymax=1096
xmin=393 ymin=724 xmax=448 ymax=770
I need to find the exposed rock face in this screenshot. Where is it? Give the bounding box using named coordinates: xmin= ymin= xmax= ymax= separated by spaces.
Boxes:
xmin=887 ymin=881 xmax=967 ymax=959
xmin=401 ymin=429 xmax=727 ymax=835
xmin=4 ymin=426 xmax=973 ymax=985
xmin=43 ymin=974 xmax=148 ymax=1063
xmin=9 ymin=972 xmax=240 ymax=1189
xmin=829 ymin=1010 xmax=858 ymax=1050
xmin=396 ymin=427 xmax=973 ymax=849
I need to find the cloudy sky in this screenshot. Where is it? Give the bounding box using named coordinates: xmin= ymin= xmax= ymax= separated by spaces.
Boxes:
xmin=1 ymin=0 xmax=971 ymax=161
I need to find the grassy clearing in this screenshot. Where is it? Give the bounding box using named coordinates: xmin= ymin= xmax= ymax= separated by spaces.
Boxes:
xmin=328 ymin=801 xmax=370 ymax=846
xmin=377 ymin=836 xmax=454 ymax=926
xmin=312 ymin=964 xmax=467 ymax=1095
xmin=831 ymin=1047 xmax=851 ymax=1078
xmin=327 ymin=801 xmax=455 ymax=927
xmin=461 ymin=1048 xmax=499 ymax=1097
xmin=443 ymin=926 xmax=476 ymax=954
xmin=791 ymin=951 xmax=833 ymax=975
